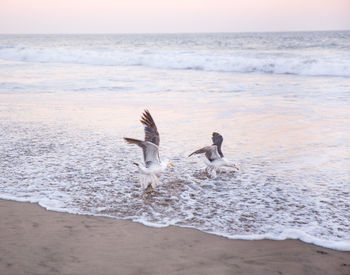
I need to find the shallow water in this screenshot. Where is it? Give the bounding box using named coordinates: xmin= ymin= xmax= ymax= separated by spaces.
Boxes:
xmin=0 ymin=32 xmax=350 ymax=251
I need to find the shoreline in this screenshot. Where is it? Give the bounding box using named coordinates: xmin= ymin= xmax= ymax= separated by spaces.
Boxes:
xmin=2 ymin=194 xmax=349 ymax=252
xmin=0 ymin=199 xmax=349 ymax=274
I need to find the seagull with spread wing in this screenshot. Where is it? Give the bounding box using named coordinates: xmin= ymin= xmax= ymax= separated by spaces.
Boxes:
xmin=189 ymin=132 xmax=238 ymax=177
xmin=124 ymin=110 xmax=173 ymax=189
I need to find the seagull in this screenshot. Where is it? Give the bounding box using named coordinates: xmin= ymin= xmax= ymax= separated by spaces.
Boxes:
xmin=124 ymin=110 xmax=173 ymax=189
xmin=188 ymin=132 xmax=238 ymax=177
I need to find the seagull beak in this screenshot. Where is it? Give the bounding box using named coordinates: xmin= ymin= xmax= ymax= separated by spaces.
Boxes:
xmin=170 ymin=163 xmax=174 ymax=167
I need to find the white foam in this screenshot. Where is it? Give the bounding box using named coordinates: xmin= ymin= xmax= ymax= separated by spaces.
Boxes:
xmin=0 ymin=46 xmax=349 ymax=77
xmin=1 ymin=190 xmax=350 ymax=251
xmin=214 ymin=229 xmax=350 ymax=252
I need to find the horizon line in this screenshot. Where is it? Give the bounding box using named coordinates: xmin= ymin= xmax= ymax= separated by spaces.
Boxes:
xmin=1 ymin=29 xmax=349 ymax=36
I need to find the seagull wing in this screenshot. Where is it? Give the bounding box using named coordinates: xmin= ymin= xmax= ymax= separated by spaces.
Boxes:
xmin=212 ymin=132 xmax=224 ymax=158
xmin=140 ymin=110 xmax=160 ymax=146
xmin=124 ymin=138 xmax=160 ymax=167
xmin=188 ymin=145 xmax=221 ymax=162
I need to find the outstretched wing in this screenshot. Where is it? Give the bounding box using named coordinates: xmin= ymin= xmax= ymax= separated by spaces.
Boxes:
xmin=212 ymin=132 xmax=224 ymax=158
xmin=140 ymin=110 xmax=160 ymax=146
xmin=188 ymin=145 xmax=221 ymax=162
xmin=124 ymin=137 xmax=160 ymax=167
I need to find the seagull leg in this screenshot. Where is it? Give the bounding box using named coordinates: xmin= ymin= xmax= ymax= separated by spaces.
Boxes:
xmin=205 ymin=165 xmax=216 ymax=178
xmin=140 ymin=174 xmax=150 ymax=189
xmin=211 ymin=168 xmax=217 ymax=178
xmin=151 ymin=174 xmax=159 ymax=189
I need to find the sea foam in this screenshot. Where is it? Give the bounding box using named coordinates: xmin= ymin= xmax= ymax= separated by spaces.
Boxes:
xmin=0 ymin=46 xmax=349 ymax=77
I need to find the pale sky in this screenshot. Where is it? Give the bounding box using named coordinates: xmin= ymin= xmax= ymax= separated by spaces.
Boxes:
xmin=1 ymin=0 xmax=349 ymax=33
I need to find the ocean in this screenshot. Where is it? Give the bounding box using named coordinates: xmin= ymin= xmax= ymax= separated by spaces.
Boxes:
xmin=0 ymin=31 xmax=349 ymax=251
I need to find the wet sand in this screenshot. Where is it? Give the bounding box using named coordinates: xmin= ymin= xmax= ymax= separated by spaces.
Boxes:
xmin=0 ymin=199 xmax=349 ymax=275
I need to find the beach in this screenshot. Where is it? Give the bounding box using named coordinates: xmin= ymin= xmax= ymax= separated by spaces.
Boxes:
xmin=1 ymin=32 xmax=350 ymax=269
xmin=0 ymin=199 xmax=349 ymax=275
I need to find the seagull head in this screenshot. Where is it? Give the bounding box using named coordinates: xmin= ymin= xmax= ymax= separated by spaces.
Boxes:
xmin=160 ymin=159 xmax=174 ymax=170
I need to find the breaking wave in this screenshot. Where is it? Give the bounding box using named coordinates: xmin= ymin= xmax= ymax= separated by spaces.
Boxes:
xmin=1 ymin=46 xmax=349 ymax=77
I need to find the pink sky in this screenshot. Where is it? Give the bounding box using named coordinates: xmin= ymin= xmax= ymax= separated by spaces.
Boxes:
xmin=1 ymin=0 xmax=349 ymax=33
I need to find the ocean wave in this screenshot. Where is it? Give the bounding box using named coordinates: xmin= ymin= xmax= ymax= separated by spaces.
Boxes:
xmin=0 ymin=46 xmax=349 ymax=77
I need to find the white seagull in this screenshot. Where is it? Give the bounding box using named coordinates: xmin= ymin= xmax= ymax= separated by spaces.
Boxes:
xmin=189 ymin=132 xmax=238 ymax=177
xmin=124 ymin=110 xmax=174 ymax=189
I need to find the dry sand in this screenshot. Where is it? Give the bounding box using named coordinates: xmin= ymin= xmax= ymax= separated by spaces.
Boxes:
xmin=0 ymin=199 xmax=349 ymax=275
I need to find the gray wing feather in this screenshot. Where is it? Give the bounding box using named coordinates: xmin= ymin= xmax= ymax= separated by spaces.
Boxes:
xmin=212 ymin=132 xmax=224 ymax=158
xmin=188 ymin=145 xmax=221 ymax=162
xmin=124 ymin=137 xmax=160 ymax=167
xmin=140 ymin=110 xmax=160 ymax=146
